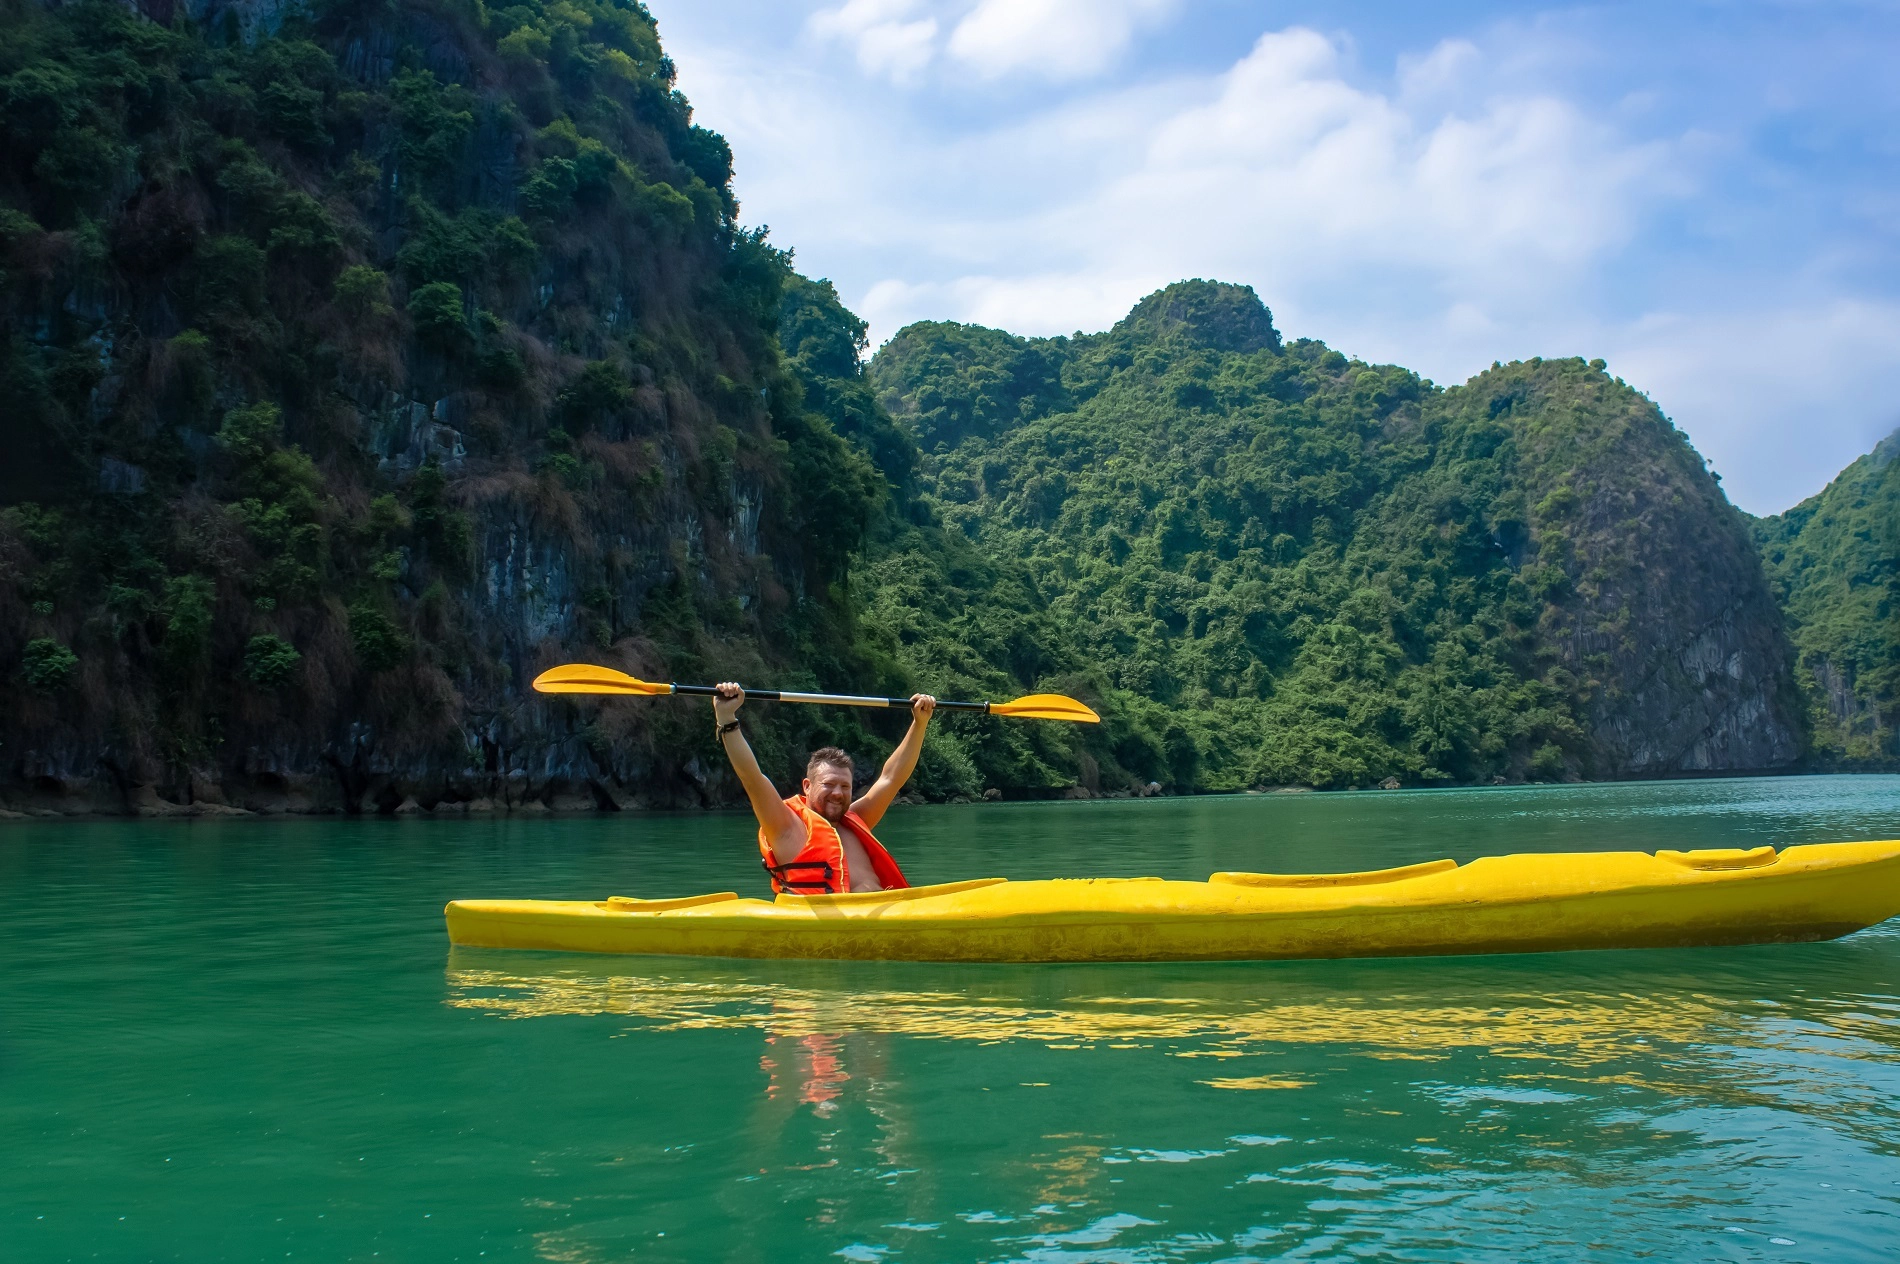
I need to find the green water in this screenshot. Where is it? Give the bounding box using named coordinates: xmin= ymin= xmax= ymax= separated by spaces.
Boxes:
xmin=5 ymin=777 xmax=1900 ymax=1262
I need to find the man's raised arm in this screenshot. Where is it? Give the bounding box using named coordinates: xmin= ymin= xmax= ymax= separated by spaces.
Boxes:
xmin=851 ymin=694 xmax=936 ymax=828
xmin=713 ymin=682 xmax=804 ymax=862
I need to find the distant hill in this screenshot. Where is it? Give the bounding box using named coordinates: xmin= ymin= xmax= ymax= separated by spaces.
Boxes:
xmin=865 ymin=280 xmax=1802 ymax=792
xmin=1754 ymin=430 xmax=1900 ymax=768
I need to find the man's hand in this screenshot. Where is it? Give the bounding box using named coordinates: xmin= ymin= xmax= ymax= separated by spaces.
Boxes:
xmin=714 ymin=681 xmax=744 ymax=725
xmin=911 ymin=693 xmax=937 ymax=722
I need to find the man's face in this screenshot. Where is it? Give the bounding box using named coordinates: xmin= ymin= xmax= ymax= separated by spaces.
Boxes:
xmin=803 ymin=762 xmax=853 ymax=823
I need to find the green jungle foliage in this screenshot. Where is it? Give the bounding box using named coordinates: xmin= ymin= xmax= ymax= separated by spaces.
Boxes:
xmin=0 ymin=0 xmax=902 ymax=802
xmin=1754 ymin=431 xmax=1900 ymax=767
xmin=865 ymin=283 xmax=1782 ymax=792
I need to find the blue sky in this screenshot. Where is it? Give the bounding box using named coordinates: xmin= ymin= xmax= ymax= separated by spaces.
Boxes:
xmin=648 ymin=1 xmax=1900 ymax=514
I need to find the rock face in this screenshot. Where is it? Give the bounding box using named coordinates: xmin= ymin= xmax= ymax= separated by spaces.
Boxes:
xmin=1459 ymin=359 xmax=1803 ymax=774
xmin=0 ymin=0 xmax=885 ymax=815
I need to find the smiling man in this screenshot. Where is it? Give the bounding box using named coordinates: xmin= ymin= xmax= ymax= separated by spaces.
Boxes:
xmin=712 ymin=681 xmax=937 ymax=893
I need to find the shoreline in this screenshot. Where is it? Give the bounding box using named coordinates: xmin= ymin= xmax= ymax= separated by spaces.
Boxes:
xmin=0 ymin=767 xmax=1887 ymax=822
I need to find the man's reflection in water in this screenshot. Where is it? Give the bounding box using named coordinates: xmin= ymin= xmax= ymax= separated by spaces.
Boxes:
xmin=761 ymin=1032 xmax=850 ymax=1115
xmin=744 ymin=1019 xmax=1112 ymax=1240
xmin=742 ymin=1013 xmax=950 ymax=1234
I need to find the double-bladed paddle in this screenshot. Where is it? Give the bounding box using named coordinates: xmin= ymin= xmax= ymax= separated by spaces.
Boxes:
xmin=531 ymin=663 xmax=1100 ymax=723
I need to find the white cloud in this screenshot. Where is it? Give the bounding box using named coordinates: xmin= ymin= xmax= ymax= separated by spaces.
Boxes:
xmin=1604 ymin=300 xmax=1900 ymax=514
xmin=829 ymin=26 xmax=1673 ymax=363
xmin=1121 ymin=29 xmax=1670 ymax=289
xmin=1396 ymin=38 xmax=1482 ymax=107
xmin=806 ymin=0 xmax=1178 ymax=84
xmin=807 ymin=0 xmax=939 ymax=82
xmin=694 ymin=23 xmax=1678 ymax=343
xmin=947 ymin=0 xmax=1179 ymax=81
xmin=658 ymin=1 xmax=1900 ymax=511
xmin=860 ymin=272 xmax=1168 ymax=341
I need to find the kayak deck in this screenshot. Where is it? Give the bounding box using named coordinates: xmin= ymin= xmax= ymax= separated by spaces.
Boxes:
xmin=443 ymin=841 xmax=1900 ymax=963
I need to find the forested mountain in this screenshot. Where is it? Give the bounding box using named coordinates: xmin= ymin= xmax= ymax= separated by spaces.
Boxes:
xmin=1754 ymin=431 xmax=1900 ymax=767
xmin=864 ymin=282 xmax=1801 ymax=794
xmin=0 ymin=0 xmax=1850 ymax=815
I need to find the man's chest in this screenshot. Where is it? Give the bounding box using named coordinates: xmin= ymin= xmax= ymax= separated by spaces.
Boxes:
xmin=837 ymin=827 xmax=884 ymax=891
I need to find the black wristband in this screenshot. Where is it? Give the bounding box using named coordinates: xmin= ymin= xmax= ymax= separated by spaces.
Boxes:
xmin=716 ymin=720 xmax=741 ymax=738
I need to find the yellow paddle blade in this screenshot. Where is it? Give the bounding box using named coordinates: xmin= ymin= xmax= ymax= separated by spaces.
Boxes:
xmin=532 ymin=663 xmax=671 ymax=696
xmin=990 ymin=693 xmax=1100 ymax=723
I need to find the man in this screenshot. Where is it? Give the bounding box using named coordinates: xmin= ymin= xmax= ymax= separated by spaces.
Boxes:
xmin=711 ymin=681 xmax=936 ymax=894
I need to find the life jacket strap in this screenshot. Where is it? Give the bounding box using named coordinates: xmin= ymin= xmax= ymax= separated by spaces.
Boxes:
xmin=762 ymin=857 xmax=837 ymax=893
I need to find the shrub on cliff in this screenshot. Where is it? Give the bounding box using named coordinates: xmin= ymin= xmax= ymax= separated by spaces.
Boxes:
xmin=21 ymin=638 xmax=76 ymax=691
xmin=243 ymin=635 xmax=302 ymax=689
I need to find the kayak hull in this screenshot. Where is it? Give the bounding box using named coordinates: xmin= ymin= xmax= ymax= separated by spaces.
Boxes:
xmin=443 ymin=842 xmax=1900 ymax=963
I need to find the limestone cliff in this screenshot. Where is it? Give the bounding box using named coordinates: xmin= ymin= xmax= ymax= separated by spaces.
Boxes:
xmin=1453 ymin=359 xmax=1802 ymax=774
xmin=1754 ymin=429 xmax=1900 ymax=767
xmin=0 ymin=0 xmax=893 ymax=814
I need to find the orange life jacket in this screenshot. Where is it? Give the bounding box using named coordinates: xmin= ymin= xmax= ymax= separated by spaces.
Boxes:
xmin=759 ymin=795 xmax=910 ymax=895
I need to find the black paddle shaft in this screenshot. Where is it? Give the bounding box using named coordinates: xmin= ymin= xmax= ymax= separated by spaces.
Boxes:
xmin=671 ymin=683 xmax=989 ymax=713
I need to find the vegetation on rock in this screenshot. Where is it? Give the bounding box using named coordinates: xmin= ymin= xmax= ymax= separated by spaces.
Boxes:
xmin=0 ymin=0 xmax=894 ymax=809
xmin=1754 ymin=430 xmax=1900 ymax=767
xmin=867 ymin=284 xmax=1800 ymax=792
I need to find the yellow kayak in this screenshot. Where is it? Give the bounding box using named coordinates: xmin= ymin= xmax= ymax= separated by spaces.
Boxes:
xmin=443 ymin=841 xmax=1900 ymax=963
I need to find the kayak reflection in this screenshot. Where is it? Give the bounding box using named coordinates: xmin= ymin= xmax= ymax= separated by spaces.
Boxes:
xmin=451 ymin=937 xmax=1900 ymax=1258
xmin=445 ymin=933 xmax=1900 ymax=1077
